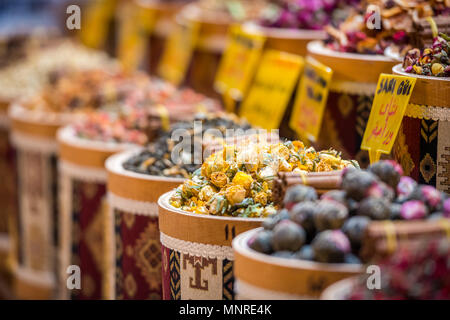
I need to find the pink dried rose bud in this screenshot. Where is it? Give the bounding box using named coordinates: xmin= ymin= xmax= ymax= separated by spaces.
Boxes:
xmin=396 ymin=176 xmax=417 ymax=198
xmin=401 ymin=200 xmax=429 ymax=220
xmin=421 ymin=186 xmax=442 ymax=211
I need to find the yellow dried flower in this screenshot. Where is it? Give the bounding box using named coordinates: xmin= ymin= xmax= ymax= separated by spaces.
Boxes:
xmin=210 ymin=172 xmax=229 ymax=187
xmin=254 ymin=192 xmax=268 ymax=206
xmin=198 ymin=185 xmax=215 ymax=202
xmin=225 ymin=185 xmax=246 ymax=205
xmin=232 ymin=171 xmax=253 ymax=190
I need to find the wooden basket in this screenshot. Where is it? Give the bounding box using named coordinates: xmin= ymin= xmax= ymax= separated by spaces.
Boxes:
xmin=242 ymin=23 xmax=326 ymax=57
xmin=392 ymin=64 xmax=450 ymax=193
xmin=158 ymin=191 xmax=264 ymax=300
xmin=57 ymin=126 xmax=134 ymax=300
xmin=320 ymin=277 xmax=357 ymax=300
xmin=136 ymin=0 xmax=188 ymax=74
xmin=233 ymin=228 xmax=362 ymax=299
xmin=105 ymin=150 xmax=184 ymax=300
xmin=308 ymin=41 xmax=397 ymax=167
xmin=8 ymin=104 xmax=80 ymax=298
xmin=14 ymin=266 xmax=55 ymax=300
xmin=180 ymin=3 xmax=230 ymax=98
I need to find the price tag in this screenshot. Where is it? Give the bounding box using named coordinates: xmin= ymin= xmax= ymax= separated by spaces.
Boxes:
xmin=289 ymin=57 xmax=332 ymax=142
xmin=240 ymin=50 xmax=304 ymax=130
xmin=80 ymin=0 xmax=116 ymax=49
xmin=214 ymin=25 xmax=266 ymax=111
xmin=158 ymin=19 xmax=200 ymax=86
xmin=117 ymin=2 xmax=156 ymax=73
xmin=361 ymin=74 xmax=417 ymax=163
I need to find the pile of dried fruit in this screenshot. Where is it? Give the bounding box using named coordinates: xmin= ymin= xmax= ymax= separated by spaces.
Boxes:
xmin=346 ymin=238 xmax=450 ymax=299
xmin=325 ymin=1 xmax=449 ymax=55
xmin=403 ymin=33 xmax=450 ymax=76
xmin=23 ymin=70 xmax=152 ymax=114
xmin=169 ymin=140 xmax=355 ymax=217
xmin=0 ymin=40 xmax=116 ymax=101
xmin=259 ymin=0 xmax=360 ymax=30
xmin=122 ymin=113 xmax=251 ymax=178
xmin=248 ymin=160 xmax=449 ymax=263
xmin=73 ymin=86 xmax=219 ymax=144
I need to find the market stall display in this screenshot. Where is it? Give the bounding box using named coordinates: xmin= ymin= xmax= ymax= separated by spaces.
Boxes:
xmin=322 ymin=237 xmax=450 ymax=300
xmin=310 ymin=3 xmax=449 ymax=167
xmin=58 ymin=88 xmax=219 ymax=300
xmin=233 ymin=160 xmax=449 ymax=299
xmin=8 ymin=63 xmax=150 ymax=299
xmin=159 ymin=140 xmax=355 ymax=300
xmin=391 ymin=33 xmax=450 ymax=193
xmin=106 ymin=113 xmax=252 ymax=300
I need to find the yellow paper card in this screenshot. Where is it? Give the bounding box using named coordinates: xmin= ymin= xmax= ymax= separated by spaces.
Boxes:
xmin=361 ymin=74 xmax=417 ymax=163
xmin=117 ymin=2 xmax=156 ymax=73
xmin=80 ymin=0 xmax=116 ymax=49
xmin=158 ymin=19 xmax=200 ymax=86
xmin=214 ymin=25 xmax=266 ymax=103
xmin=240 ymin=50 xmax=305 ymax=130
xmin=289 ymin=56 xmax=333 ymax=142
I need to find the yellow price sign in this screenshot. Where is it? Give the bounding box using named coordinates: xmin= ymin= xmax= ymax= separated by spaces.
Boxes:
xmin=117 ymin=2 xmax=157 ymax=73
xmin=158 ymin=19 xmax=200 ymax=86
xmin=289 ymin=56 xmax=332 ymax=142
xmin=80 ymin=0 xmax=117 ymax=49
xmin=214 ymin=25 xmax=266 ymax=110
xmin=240 ymin=50 xmax=304 ymax=130
xmin=361 ymin=74 xmax=417 ymax=163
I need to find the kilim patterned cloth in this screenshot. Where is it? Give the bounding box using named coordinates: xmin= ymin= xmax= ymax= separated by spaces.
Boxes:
xmin=393 ymin=116 xmax=450 ymax=194
xmin=161 ymin=244 xmax=234 ymax=300
xmin=0 ymin=128 xmax=16 ymax=239
xmin=70 ymin=180 xmax=106 ymax=300
xmin=115 ymin=209 xmax=162 ymax=300
xmin=318 ymin=91 xmax=374 ymax=169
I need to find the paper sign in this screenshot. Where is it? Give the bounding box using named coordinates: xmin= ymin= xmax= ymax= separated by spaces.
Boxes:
xmin=158 ymin=19 xmax=200 ymax=86
xmin=80 ymin=0 xmax=116 ymax=49
xmin=214 ymin=25 xmax=266 ymax=106
xmin=240 ymin=50 xmax=304 ymax=130
xmin=289 ymin=56 xmax=333 ymax=142
xmin=117 ymin=2 xmax=156 ymax=73
xmin=361 ymin=74 xmax=417 ymax=163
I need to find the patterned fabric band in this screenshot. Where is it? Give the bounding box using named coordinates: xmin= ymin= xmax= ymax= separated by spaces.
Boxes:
xmin=59 ymin=160 xmax=107 ymax=183
xmin=404 ymin=104 xmax=450 ymax=122
xmin=10 ymin=131 xmax=57 ymax=154
xmin=160 ymin=232 xmax=234 ymax=261
xmin=107 ymin=192 xmax=159 ymax=217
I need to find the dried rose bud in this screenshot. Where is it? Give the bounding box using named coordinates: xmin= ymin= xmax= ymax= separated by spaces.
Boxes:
xmin=401 ymin=200 xmax=429 ymax=220
xmin=443 ymin=198 xmax=450 ymax=217
xmin=396 ymin=176 xmax=417 ymax=198
xmin=432 ymin=63 xmax=445 ymax=75
xmin=421 ymin=186 xmax=442 ymax=211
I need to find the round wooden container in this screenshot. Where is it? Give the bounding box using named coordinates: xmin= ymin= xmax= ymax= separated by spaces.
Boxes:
xmin=8 ymin=104 xmax=78 ymax=299
xmin=158 ymin=191 xmax=264 ymax=300
xmin=320 ymin=277 xmax=357 ymax=300
xmin=138 ymin=0 xmax=188 ymax=75
xmin=0 ymin=98 xmax=14 ymax=278
xmin=308 ymin=41 xmax=397 ymax=167
xmin=242 ymin=23 xmax=326 ymax=57
xmin=180 ymin=3 xmax=230 ymax=97
xmin=105 ymin=150 xmax=184 ymax=299
xmin=57 ymin=126 xmax=135 ymax=300
xmin=392 ymin=64 xmax=450 ymax=193
xmin=233 ymin=228 xmax=362 ymax=299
